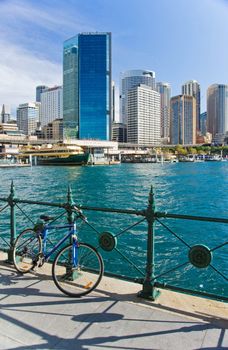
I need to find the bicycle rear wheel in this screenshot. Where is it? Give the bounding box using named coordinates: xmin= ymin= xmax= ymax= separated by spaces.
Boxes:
xmin=52 ymin=242 xmax=104 ymax=297
xmin=13 ymin=229 xmax=42 ymax=273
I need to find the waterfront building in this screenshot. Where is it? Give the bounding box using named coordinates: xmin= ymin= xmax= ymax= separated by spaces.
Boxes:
xmin=200 ymin=112 xmax=207 ymax=136
xmin=207 ymin=84 xmax=228 ymax=142
xmin=40 ymin=86 xmax=63 ymax=127
xmin=112 ymin=122 xmax=127 ymax=143
xmin=156 ymin=82 xmax=171 ymax=141
xmin=0 ymin=122 xmax=22 ymax=136
xmin=170 ymin=95 xmax=196 ymax=145
xmin=120 ymin=69 xmax=156 ymax=126
xmin=63 ymin=32 xmax=111 ymax=140
xmin=36 ymin=85 xmax=48 ymax=102
xmin=17 ymin=103 xmax=40 ymax=135
xmin=182 ymin=80 xmax=200 ymax=132
xmin=1 ymin=104 xmax=11 ymax=123
xmin=42 ymin=118 xmax=63 ymax=140
xmin=127 ymin=84 xmax=161 ymax=145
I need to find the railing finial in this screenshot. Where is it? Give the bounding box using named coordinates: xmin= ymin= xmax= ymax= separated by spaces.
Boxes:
xmin=148 ymin=185 xmax=155 ymax=213
xmin=10 ymin=180 xmax=15 ymax=196
xmin=67 ymin=184 xmax=73 ymax=204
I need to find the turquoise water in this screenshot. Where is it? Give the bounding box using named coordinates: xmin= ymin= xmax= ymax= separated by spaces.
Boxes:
xmin=0 ymin=162 xmax=227 ymax=298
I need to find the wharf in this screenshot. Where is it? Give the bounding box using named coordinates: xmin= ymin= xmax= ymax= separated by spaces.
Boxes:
xmin=0 ymin=251 xmax=227 ymax=350
xmin=0 ymin=163 xmax=30 ymax=168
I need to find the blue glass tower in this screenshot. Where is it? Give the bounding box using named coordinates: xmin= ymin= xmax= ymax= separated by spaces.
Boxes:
xmin=63 ymin=32 xmax=111 ymax=140
xmin=63 ymin=36 xmax=79 ymax=139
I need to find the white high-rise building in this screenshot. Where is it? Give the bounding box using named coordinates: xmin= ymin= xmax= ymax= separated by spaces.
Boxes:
xmin=120 ymin=69 xmax=156 ymax=125
xmin=17 ymin=102 xmax=40 ymax=135
xmin=156 ymin=82 xmax=171 ymax=140
xmin=40 ymin=86 xmax=63 ymax=127
xmin=182 ymin=80 xmax=200 ymax=131
xmin=207 ymin=84 xmax=228 ymax=142
xmin=127 ymin=84 xmax=161 ymax=145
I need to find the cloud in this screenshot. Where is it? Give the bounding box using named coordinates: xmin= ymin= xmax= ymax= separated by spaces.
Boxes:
xmin=0 ymin=0 xmax=94 ymax=35
xmin=0 ymin=0 xmax=96 ymax=116
xmin=0 ymin=39 xmax=62 ymax=116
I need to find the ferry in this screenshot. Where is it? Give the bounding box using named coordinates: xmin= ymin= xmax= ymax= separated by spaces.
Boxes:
xmin=19 ymin=144 xmax=90 ymax=166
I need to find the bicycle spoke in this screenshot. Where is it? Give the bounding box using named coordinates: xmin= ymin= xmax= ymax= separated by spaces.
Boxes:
xmin=52 ymin=243 xmax=103 ymax=297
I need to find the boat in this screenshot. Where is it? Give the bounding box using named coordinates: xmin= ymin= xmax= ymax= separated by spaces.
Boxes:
xmin=204 ymin=155 xmax=223 ymax=161
xmin=19 ymin=144 xmax=90 ymax=166
xmin=178 ymin=155 xmax=195 ymax=162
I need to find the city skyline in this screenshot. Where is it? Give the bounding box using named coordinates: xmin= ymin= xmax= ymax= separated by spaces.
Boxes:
xmin=1 ymin=0 xmax=228 ymax=117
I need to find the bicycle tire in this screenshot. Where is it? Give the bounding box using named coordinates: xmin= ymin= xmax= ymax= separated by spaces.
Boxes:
xmin=52 ymin=242 xmax=104 ymax=297
xmin=13 ymin=229 xmax=42 ymax=273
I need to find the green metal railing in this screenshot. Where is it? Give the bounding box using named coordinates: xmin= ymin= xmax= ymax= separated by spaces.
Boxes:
xmin=0 ymin=182 xmax=227 ymax=302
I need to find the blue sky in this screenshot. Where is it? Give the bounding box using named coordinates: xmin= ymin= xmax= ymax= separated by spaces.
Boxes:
xmin=0 ymin=0 xmax=228 ymax=117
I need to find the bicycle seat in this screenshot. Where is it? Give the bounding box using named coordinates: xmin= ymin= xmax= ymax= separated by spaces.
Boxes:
xmin=40 ymin=215 xmax=54 ymax=222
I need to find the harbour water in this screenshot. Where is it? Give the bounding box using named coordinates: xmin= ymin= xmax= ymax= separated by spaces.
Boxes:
xmin=0 ymin=161 xmax=227 ymax=298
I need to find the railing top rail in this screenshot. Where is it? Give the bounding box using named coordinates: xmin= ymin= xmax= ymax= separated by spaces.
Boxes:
xmin=0 ymin=196 xmax=228 ymax=223
xmin=157 ymin=212 xmax=228 ymax=224
xmin=0 ymin=197 xmax=145 ymax=216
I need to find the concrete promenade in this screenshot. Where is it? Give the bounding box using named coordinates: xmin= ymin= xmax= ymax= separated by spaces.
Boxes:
xmin=0 ymin=252 xmax=227 ymax=350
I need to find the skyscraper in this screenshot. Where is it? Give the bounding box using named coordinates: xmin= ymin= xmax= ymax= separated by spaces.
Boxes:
xmin=120 ymin=69 xmax=156 ymax=125
xmin=63 ymin=36 xmax=79 ymax=139
xmin=63 ymin=32 xmax=111 ymax=140
xmin=156 ymin=82 xmax=171 ymax=140
xmin=182 ymin=80 xmax=200 ymax=131
xmin=127 ymin=84 xmax=161 ymax=145
xmin=170 ymin=95 xmax=196 ymax=145
xmin=40 ymin=86 xmax=63 ymax=127
xmin=17 ymin=102 xmax=40 ymax=135
xmin=207 ymin=84 xmax=228 ymax=141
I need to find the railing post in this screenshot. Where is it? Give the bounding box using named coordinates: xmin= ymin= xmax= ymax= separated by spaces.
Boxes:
xmin=67 ymin=185 xmax=75 ymax=225
xmin=138 ymin=186 xmax=160 ymax=300
xmin=7 ymin=181 xmax=16 ymax=263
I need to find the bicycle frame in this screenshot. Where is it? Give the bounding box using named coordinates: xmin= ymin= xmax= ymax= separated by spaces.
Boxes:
xmin=40 ymin=222 xmax=79 ymax=263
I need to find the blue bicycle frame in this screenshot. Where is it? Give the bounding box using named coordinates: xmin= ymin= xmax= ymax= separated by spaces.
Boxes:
xmin=39 ymin=222 xmax=79 ymax=266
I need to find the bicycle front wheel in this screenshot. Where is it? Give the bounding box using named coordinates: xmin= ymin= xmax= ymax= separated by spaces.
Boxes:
xmin=13 ymin=229 xmax=42 ymax=273
xmin=52 ymin=243 xmax=104 ymax=297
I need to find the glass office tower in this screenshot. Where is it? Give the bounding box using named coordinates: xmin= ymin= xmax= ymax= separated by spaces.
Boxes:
xmin=63 ymin=33 xmax=111 ymax=140
xmin=63 ymin=36 xmax=79 ymax=139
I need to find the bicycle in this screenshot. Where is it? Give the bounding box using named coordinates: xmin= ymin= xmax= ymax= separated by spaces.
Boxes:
xmin=12 ymin=206 xmax=104 ymax=297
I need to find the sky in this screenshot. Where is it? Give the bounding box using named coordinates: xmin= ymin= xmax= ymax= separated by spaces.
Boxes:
xmin=0 ymin=0 xmax=228 ymax=118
